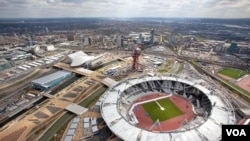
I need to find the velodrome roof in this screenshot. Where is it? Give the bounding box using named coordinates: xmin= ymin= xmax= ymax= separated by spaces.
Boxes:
xmin=100 ymin=75 xmax=236 ymax=141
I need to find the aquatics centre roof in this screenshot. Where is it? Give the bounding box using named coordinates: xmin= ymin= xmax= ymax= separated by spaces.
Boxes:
xmin=68 ymin=51 xmax=105 ymax=67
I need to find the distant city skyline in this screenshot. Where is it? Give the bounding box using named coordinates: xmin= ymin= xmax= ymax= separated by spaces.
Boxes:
xmin=0 ymin=0 xmax=250 ymax=18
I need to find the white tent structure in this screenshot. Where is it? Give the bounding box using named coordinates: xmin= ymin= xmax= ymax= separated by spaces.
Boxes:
xmin=68 ymin=51 xmax=88 ymax=60
xmin=68 ymin=51 xmax=105 ymax=67
xmin=70 ymin=55 xmax=95 ymax=67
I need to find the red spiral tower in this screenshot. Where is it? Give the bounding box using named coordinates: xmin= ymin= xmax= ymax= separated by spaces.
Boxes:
xmin=131 ymin=44 xmax=142 ymax=71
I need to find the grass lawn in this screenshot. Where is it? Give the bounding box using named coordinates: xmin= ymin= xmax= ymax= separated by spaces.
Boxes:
xmin=142 ymin=98 xmax=183 ymax=122
xmin=158 ymin=60 xmax=173 ymax=73
xmin=218 ymin=68 xmax=249 ymax=79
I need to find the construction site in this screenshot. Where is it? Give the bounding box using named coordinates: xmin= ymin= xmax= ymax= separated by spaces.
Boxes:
xmin=0 ymin=44 xmax=172 ymax=141
xmin=0 ymin=43 xmax=249 ymax=141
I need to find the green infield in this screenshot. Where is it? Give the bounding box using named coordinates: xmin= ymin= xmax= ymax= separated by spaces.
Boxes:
xmin=218 ymin=68 xmax=249 ymax=79
xmin=142 ymin=98 xmax=183 ymax=122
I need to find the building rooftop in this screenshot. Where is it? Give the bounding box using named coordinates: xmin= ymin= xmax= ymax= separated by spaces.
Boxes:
xmin=31 ymin=70 xmax=71 ymax=88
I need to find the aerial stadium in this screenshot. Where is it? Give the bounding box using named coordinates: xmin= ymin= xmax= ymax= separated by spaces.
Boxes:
xmin=100 ymin=75 xmax=236 ymax=141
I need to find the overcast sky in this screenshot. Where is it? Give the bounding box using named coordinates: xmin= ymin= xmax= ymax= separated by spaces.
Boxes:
xmin=0 ymin=0 xmax=250 ymax=18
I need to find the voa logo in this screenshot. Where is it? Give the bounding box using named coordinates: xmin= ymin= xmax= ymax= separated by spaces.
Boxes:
xmin=226 ymin=129 xmax=246 ymax=136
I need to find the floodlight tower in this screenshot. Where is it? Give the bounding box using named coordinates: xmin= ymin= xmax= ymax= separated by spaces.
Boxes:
xmin=131 ymin=44 xmax=142 ymax=71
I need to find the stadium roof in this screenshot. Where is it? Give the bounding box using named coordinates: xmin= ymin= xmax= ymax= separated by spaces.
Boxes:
xmin=100 ymin=75 xmax=236 ymax=141
xmin=31 ymin=71 xmax=71 ymax=88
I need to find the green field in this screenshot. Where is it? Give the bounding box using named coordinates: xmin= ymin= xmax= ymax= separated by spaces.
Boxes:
xmin=142 ymin=98 xmax=183 ymax=122
xmin=218 ymin=68 xmax=249 ymax=79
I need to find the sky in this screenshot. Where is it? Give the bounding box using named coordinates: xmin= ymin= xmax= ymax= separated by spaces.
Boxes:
xmin=0 ymin=0 xmax=250 ymax=18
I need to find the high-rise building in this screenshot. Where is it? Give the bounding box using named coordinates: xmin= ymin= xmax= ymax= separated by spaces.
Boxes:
xmin=159 ymin=34 xmax=163 ymax=44
xmin=117 ymin=35 xmax=123 ymax=47
xmin=227 ymin=42 xmax=239 ymax=53
xmin=45 ymin=27 xmax=49 ymax=33
xmin=139 ymin=33 xmax=142 ymax=39
xmin=150 ymin=29 xmax=154 ymax=44
xmin=83 ymin=37 xmax=91 ymax=46
xmin=67 ymin=34 xmax=75 ymax=41
xmin=29 ymin=34 xmax=36 ymax=46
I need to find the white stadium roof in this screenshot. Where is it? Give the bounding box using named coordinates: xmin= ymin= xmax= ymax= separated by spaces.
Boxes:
xmin=100 ymin=75 xmax=235 ymax=141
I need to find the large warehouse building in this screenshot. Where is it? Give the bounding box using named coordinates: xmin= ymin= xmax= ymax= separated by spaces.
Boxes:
xmin=32 ymin=70 xmax=72 ymax=91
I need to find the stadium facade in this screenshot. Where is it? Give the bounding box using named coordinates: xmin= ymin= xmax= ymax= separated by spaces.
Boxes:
xmin=100 ymin=75 xmax=236 ymax=141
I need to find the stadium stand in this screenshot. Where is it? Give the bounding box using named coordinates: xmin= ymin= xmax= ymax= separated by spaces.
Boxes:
xmin=100 ymin=75 xmax=236 ymax=141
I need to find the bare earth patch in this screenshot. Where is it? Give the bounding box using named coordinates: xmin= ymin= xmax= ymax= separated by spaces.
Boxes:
xmin=218 ymin=73 xmax=234 ymax=81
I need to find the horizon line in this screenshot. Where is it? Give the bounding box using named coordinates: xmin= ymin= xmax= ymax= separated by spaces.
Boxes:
xmin=0 ymin=17 xmax=250 ymax=20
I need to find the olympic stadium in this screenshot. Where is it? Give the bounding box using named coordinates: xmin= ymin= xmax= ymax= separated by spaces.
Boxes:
xmin=100 ymin=75 xmax=236 ymax=141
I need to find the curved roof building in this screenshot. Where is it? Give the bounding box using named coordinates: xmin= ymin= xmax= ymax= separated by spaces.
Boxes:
xmin=70 ymin=55 xmax=95 ymax=67
xmin=68 ymin=51 xmax=88 ymax=60
xmin=68 ymin=51 xmax=105 ymax=67
xmin=100 ymin=75 xmax=236 ymax=141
